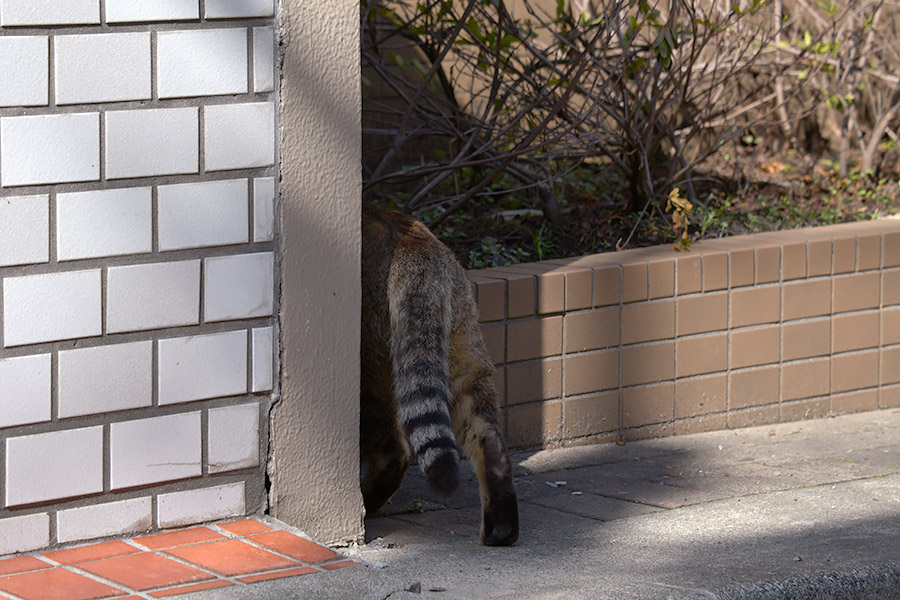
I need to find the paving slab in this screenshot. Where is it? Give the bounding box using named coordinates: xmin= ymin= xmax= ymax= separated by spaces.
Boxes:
xmin=88 ymin=409 xmax=900 ymax=599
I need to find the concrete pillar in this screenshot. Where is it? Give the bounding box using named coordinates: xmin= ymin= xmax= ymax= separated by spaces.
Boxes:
xmin=273 ymin=0 xmax=364 ymax=544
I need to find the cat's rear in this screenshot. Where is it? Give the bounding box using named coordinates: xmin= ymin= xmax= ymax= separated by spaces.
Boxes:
xmin=361 ymin=203 xmax=519 ymax=546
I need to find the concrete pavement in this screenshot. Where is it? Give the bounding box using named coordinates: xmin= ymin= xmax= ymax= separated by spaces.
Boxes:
xmin=185 ymin=408 xmax=900 ymax=599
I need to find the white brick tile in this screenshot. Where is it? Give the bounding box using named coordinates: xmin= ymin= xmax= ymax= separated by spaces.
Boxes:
xmin=58 ymin=341 xmax=152 ymax=418
xmin=205 ymin=0 xmax=273 ymax=18
xmin=110 ymin=412 xmax=201 ymax=489
xmin=158 ymin=330 xmax=247 ymax=405
xmin=0 ymin=0 xmax=98 ymax=26
xmin=3 ymin=270 xmax=101 ymax=347
xmin=0 ymin=513 xmax=49 ymax=555
xmin=107 ymin=260 xmax=200 ymax=333
xmin=57 ymin=497 xmax=151 ymax=543
xmin=208 ymin=403 xmax=259 ymax=473
xmin=204 ymin=102 xmax=275 ymax=171
xmin=6 ymin=427 xmax=103 ymax=506
xmin=0 ymin=36 xmax=48 ymax=107
xmin=0 ymin=354 xmax=50 ymax=428
xmin=158 ymin=179 xmax=248 ymax=251
xmin=253 ymin=177 xmax=275 ymax=242
xmin=55 ymin=33 xmax=151 ymax=105
xmin=0 ymin=113 xmax=99 ymax=187
xmin=252 ymin=27 xmax=275 ymax=93
xmin=157 ymin=28 xmax=247 ymax=99
xmin=105 ymin=0 xmax=198 ymax=23
xmin=204 ymin=252 xmax=274 ymax=322
xmin=105 ymin=107 xmax=198 ymax=180
xmin=252 ymin=326 xmax=273 ymax=392
xmin=157 ymin=482 xmax=245 ymax=529
xmin=57 ymin=187 xmax=152 ymax=261
xmin=0 ymin=195 xmax=48 ymax=267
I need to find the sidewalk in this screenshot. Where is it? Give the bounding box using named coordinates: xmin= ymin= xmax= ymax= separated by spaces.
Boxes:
xmin=190 ymin=408 xmax=900 ymax=600
xmin=4 ymin=409 xmax=899 ymax=599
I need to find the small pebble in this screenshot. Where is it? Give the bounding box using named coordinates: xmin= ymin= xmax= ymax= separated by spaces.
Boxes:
xmin=374 ymin=562 xmax=388 ymax=569
xmin=405 ymin=581 xmax=422 ymax=594
xmin=571 ymin=491 xmax=583 ymax=496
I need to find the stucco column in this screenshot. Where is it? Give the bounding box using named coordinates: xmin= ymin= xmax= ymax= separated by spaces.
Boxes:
xmin=274 ymin=0 xmax=364 ymax=544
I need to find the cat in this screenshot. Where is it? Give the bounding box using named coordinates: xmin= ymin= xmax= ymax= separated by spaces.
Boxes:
xmin=360 ymin=203 xmax=519 ymax=546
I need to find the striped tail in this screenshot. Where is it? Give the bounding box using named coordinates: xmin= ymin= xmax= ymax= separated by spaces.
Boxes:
xmin=388 ymin=265 xmax=460 ymax=497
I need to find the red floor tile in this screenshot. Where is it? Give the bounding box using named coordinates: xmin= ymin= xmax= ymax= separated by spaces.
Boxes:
xmin=42 ymin=541 xmax=140 ymax=565
xmin=321 ymin=560 xmax=360 ymax=570
xmin=0 ymin=556 xmax=51 ymax=576
xmin=217 ymin=519 xmax=272 ymax=536
xmin=238 ymin=566 xmax=317 ymax=583
xmin=77 ymin=552 xmax=214 ymax=591
xmin=165 ymin=539 xmax=298 ymax=576
xmin=134 ymin=528 xmax=225 ymax=550
xmin=148 ymin=580 xmax=232 ymax=597
xmin=248 ymin=530 xmax=337 ymax=563
xmin=0 ymin=568 xmax=126 ymax=600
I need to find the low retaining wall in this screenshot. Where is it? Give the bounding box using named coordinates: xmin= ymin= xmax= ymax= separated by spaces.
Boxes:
xmin=468 ymin=218 xmax=900 ymax=449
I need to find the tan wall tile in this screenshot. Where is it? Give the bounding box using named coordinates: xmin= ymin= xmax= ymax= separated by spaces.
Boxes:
xmin=565 ymin=350 xmax=619 ymax=395
xmin=677 ymin=255 xmax=701 ymax=295
xmin=730 ymin=248 xmax=754 ymax=288
xmin=883 ymin=269 xmax=900 ymax=306
xmin=506 ymin=358 xmax=562 ymax=405
xmin=493 ymin=367 xmax=506 ymax=407
xmin=675 ymin=374 xmax=726 ymax=418
xmin=727 ymin=405 xmax=780 ymax=429
xmin=782 ymin=357 xmax=829 ymax=401
xmin=563 ymin=392 xmax=618 ymax=439
xmin=782 ymin=319 xmax=830 ymax=361
xmin=480 ymin=323 xmax=505 ymax=365
xmin=702 ymin=252 xmax=728 ymax=291
xmin=472 ymin=278 xmax=505 ymax=322
xmin=783 ymin=279 xmax=831 ymax=321
xmin=535 ymin=271 xmax=565 ymax=315
xmin=622 ymin=300 xmax=675 ymax=344
xmin=780 ymin=398 xmax=828 ymax=422
xmin=730 ymin=326 xmax=779 ymax=368
xmin=731 ymin=286 xmax=780 ymax=328
xmin=808 ymin=239 xmax=831 ymax=276
xmin=857 ymin=234 xmax=881 ymax=271
xmin=832 ymin=311 xmax=879 ymax=354
xmin=884 ymin=307 xmax=900 ymax=346
xmin=564 ymin=308 xmax=619 ymax=353
xmin=756 ymin=245 xmax=781 ymax=284
xmin=506 ymin=274 xmax=536 ymax=318
xmin=782 ymin=242 xmax=807 ymax=281
xmin=674 ymin=414 xmax=727 ymax=435
xmin=676 ymin=334 xmax=727 ymax=378
xmin=832 ymin=350 xmax=878 ymax=394
xmin=565 ymin=269 xmax=592 ymax=311
xmin=507 ymin=316 xmax=562 ymax=362
xmin=593 ymin=265 xmax=620 ymax=307
xmin=623 ymin=263 xmax=648 ymax=303
xmin=885 ymin=231 xmax=900 ymax=268
xmin=881 ymin=384 xmax=900 ymax=408
xmin=832 ymin=236 xmax=856 ymax=274
xmin=622 ymin=342 xmax=675 ymax=386
xmin=505 ymin=401 xmax=562 ymax=448
xmin=729 ymin=365 xmax=779 ymax=409
xmin=831 ymin=389 xmax=878 ymax=415
xmin=649 ymin=259 xmax=675 ymax=299
xmin=833 ymin=272 xmax=879 ymax=313
xmin=881 ymin=346 xmax=900 ymax=385
xmin=622 ymin=383 xmax=675 ymax=427
xmin=677 ymin=293 xmax=727 ymax=336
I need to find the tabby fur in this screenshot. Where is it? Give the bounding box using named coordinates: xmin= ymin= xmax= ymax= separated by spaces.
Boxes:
xmin=360 ymin=203 xmax=519 ymax=546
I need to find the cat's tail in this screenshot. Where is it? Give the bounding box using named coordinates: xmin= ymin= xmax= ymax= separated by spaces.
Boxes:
xmin=388 ymin=251 xmax=460 ymax=497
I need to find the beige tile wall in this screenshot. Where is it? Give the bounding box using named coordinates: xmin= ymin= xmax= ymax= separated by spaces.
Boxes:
xmin=470 ymin=219 xmax=900 ymax=449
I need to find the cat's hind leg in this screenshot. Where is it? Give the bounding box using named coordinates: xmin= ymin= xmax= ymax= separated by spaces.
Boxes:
xmin=360 ymin=393 xmax=410 ymax=515
xmin=451 ymin=368 xmax=519 ymax=546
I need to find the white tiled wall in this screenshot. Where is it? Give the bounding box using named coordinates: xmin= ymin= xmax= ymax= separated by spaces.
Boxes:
xmin=0 ymin=1 xmax=278 ymax=552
